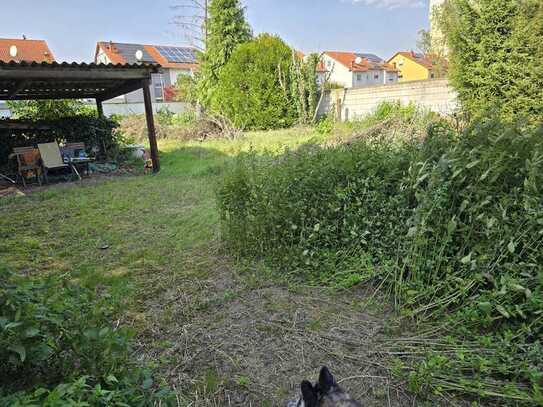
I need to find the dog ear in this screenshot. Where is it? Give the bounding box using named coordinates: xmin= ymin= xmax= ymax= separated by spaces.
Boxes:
xmin=318 ymin=366 xmax=336 ymax=394
xmin=301 ymin=380 xmax=318 ymax=407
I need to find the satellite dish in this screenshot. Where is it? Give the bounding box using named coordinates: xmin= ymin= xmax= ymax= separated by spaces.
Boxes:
xmin=135 ymin=50 xmax=143 ymax=62
xmin=9 ymin=45 xmax=18 ymax=58
xmin=354 ymin=56 xmax=362 ymax=65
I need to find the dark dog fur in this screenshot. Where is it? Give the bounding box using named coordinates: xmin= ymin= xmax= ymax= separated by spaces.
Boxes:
xmin=287 ymin=367 xmax=362 ymax=407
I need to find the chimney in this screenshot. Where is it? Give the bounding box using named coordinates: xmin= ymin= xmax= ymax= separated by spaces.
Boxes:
xmin=22 ymin=34 xmax=27 ymax=40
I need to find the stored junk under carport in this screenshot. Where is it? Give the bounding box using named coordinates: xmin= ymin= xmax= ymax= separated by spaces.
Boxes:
xmin=0 ymin=61 xmax=162 ymax=172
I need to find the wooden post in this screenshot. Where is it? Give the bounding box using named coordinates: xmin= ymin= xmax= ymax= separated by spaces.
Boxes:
xmin=96 ymin=99 xmax=104 ymax=118
xmin=142 ymin=79 xmax=160 ymax=173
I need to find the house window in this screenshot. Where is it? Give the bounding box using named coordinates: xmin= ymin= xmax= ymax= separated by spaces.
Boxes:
xmin=326 ymin=60 xmax=333 ymax=69
xmin=430 ymin=72 xmax=435 ymax=79
xmin=374 ymin=74 xmax=379 ymax=79
xmin=152 ymin=73 xmax=164 ymax=102
xmin=356 ymin=73 xmax=363 ymax=81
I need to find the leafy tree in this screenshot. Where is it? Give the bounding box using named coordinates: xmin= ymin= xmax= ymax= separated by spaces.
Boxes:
xmin=196 ymin=0 xmax=252 ymax=106
xmin=7 ymin=100 xmax=94 ymax=120
xmin=290 ymin=53 xmax=320 ymax=124
xmin=441 ymin=0 xmax=543 ymax=123
xmin=173 ymin=73 xmax=197 ymax=104
xmin=211 ymin=34 xmax=297 ymax=130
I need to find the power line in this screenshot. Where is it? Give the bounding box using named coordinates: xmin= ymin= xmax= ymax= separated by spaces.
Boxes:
xmin=170 ymin=0 xmax=208 ymax=50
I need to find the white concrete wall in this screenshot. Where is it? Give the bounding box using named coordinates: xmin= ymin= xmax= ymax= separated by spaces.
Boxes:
xmin=101 ymin=101 xmax=190 ymax=117
xmin=318 ymin=79 xmax=459 ymax=120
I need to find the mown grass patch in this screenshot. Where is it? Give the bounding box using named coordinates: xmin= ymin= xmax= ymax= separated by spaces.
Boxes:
xmin=0 ymin=126 xmax=328 ymax=405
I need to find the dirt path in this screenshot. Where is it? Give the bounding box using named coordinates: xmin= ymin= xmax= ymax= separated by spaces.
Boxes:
xmin=132 ymin=244 xmax=426 ymax=407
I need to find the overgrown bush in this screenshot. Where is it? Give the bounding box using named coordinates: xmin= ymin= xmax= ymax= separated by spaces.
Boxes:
xmin=217 ymin=114 xmax=543 ymax=404
xmin=116 ymin=111 xmax=218 ymax=144
xmin=0 ymin=269 xmax=173 ymax=405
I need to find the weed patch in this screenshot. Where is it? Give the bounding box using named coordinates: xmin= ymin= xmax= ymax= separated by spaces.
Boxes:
xmin=217 ymin=117 xmax=543 ymax=404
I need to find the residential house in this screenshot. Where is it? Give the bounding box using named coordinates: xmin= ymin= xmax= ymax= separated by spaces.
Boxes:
xmin=0 ymin=37 xmax=55 ymax=63
xmin=387 ymin=51 xmax=445 ymax=82
xmin=319 ymin=51 xmax=398 ymax=88
xmin=0 ymin=37 xmax=56 ymax=117
xmin=95 ymin=41 xmax=198 ymax=103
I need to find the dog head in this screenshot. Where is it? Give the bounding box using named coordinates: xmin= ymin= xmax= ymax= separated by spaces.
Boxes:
xmin=286 ymin=367 xmax=362 ymax=407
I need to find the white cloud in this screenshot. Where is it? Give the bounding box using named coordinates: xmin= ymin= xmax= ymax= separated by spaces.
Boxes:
xmin=350 ymin=0 xmax=426 ymax=10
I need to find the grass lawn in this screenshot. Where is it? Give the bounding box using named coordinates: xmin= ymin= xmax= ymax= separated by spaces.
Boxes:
xmin=0 ymin=127 xmax=436 ymax=406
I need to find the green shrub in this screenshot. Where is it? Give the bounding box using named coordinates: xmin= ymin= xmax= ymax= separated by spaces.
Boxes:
xmin=442 ymin=0 xmax=543 ymax=124
xmin=217 ymin=117 xmax=543 ymax=404
xmin=156 ymin=107 xmax=175 ymax=127
xmin=7 ymin=100 xmax=95 ymax=121
xmin=0 ymin=269 xmax=173 ymax=405
xmin=171 ymin=111 xmax=198 ymax=127
xmin=315 ymin=116 xmax=334 ymax=136
xmin=211 ymin=34 xmax=298 ymax=130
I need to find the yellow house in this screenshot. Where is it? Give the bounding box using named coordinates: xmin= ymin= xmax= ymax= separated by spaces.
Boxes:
xmin=387 ymin=51 xmax=444 ymax=82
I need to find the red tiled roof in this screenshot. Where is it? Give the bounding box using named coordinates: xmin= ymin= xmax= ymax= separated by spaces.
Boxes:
xmin=95 ymin=42 xmax=198 ymax=70
xmin=0 ymin=38 xmax=55 ymax=63
xmin=388 ymin=51 xmax=446 ymax=70
xmin=316 ymin=60 xmax=327 ymax=73
xmin=324 ymin=51 xmax=396 ymax=73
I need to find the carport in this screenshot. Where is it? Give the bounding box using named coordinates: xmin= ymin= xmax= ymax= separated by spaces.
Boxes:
xmin=0 ymin=61 xmax=162 ymax=172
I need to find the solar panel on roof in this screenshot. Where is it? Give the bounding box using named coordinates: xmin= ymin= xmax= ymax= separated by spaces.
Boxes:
xmin=358 ymin=53 xmax=383 ymax=63
xmin=155 ymin=46 xmax=197 ymax=64
xmin=114 ymin=43 xmax=155 ymax=64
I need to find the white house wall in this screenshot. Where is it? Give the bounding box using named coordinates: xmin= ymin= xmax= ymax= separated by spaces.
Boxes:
xmin=169 ymin=68 xmax=192 ymax=86
xmin=322 ymin=54 xmax=353 ymax=88
xmin=322 ymin=54 xmax=399 ymax=89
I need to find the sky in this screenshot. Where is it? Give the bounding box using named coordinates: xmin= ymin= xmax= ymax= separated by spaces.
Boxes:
xmin=1 ymin=0 xmax=430 ymax=62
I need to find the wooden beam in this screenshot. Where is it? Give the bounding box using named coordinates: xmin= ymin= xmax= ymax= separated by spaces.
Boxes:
xmin=141 ymin=79 xmax=160 ymax=173
xmin=0 ymin=120 xmax=53 ymax=130
xmin=96 ymin=99 xmax=104 ymax=118
xmin=97 ymin=80 xmax=143 ymax=101
xmin=7 ymin=80 xmax=29 ymax=98
xmin=4 ymin=93 xmax=104 ymax=100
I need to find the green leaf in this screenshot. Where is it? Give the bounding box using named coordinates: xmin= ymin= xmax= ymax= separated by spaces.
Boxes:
xmin=496 ymin=305 xmax=510 ymax=319
xmin=142 ymin=378 xmax=153 ymax=390
xmin=466 ymin=160 xmax=480 ymax=169
xmin=507 ymin=241 xmax=516 ymax=254
xmin=24 ymin=327 xmax=40 ymax=338
xmin=460 ymin=253 xmax=472 ymax=264
xmin=8 ymin=344 xmax=26 ymax=362
xmin=4 ymin=322 xmax=23 ymax=330
xmin=478 ymin=302 xmax=492 ymax=313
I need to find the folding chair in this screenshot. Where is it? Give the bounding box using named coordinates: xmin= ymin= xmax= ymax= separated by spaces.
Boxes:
xmin=10 ymin=147 xmax=42 ymax=187
xmin=38 ymin=142 xmax=79 ymax=184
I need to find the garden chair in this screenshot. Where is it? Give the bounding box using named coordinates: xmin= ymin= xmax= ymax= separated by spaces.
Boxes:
xmin=38 ymin=142 xmax=79 ymax=184
xmin=9 ymin=146 xmax=42 ymax=187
